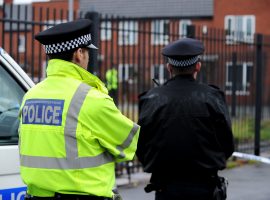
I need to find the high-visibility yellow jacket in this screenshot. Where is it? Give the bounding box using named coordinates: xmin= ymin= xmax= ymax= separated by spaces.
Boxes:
xmin=106 ymin=68 xmax=118 ymax=90
xmin=19 ymin=59 xmax=140 ymax=198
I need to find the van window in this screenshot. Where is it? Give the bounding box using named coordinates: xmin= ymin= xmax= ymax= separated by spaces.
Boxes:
xmin=0 ymin=63 xmax=25 ymax=145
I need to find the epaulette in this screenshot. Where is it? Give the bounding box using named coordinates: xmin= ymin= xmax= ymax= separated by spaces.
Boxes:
xmin=138 ymin=91 xmax=148 ymax=98
xmin=208 ymin=84 xmax=225 ymax=97
xmin=208 ymin=84 xmax=221 ymax=90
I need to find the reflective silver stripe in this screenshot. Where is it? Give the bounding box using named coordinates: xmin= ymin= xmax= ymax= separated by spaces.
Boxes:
xmin=20 ymin=151 xmax=114 ymax=169
xmin=21 ymin=83 xmax=114 ymax=169
xmin=65 ymin=83 xmax=90 ymax=160
xmin=116 ymin=123 xmax=140 ymax=159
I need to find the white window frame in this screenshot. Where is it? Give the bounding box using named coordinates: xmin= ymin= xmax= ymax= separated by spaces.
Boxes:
xmin=118 ymin=64 xmax=137 ymax=84
xmin=100 ymin=21 xmax=112 ymax=41
xmin=225 ymin=61 xmax=253 ymax=95
xmin=225 ymin=15 xmax=255 ymax=44
xmin=151 ymin=64 xmax=165 ymax=85
xmin=179 ymin=20 xmax=191 ymax=37
xmin=151 ymin=20 xmax=169 ymax=45
xmin=18 ymin=35 xmax=26 ymax=53
xmin=118 ymin=21 xmax=138 ymax=45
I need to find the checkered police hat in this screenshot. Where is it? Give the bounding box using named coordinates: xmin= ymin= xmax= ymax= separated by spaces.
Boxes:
xmin=35 ymin=19 xmax=98 ymax=55
xmin=162 ymin=38 xmax=204 ymax=67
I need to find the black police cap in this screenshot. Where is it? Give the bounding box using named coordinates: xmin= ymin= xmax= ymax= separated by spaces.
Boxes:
xmin=162 ymin=38 xmax=204 ymax=67
xmin=35 ymin=19 xmax=98 ymax=55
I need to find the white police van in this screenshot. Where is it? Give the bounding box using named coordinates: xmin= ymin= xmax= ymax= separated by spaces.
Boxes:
xmin=0 ymin=47 xmax=34 ymax=200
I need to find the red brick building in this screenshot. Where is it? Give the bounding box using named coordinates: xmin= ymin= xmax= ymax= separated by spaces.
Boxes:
xmin=0 ymin=0 xmax=79 ymax=81
xmin=1 ymin=0 xmax=270 ymax=100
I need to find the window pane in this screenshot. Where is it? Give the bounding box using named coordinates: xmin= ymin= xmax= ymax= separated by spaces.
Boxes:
xmin=0 ymin=64 xmax=25 ymax=145
xmin=101 ymin=21 xmax=112 ymax=41
xmin=180 ymin=20 xmax=191 ymax=37
xmin=164 ymin=22 xmax=170 ymax=35
xmin=235 ymin=17 xmax=243 ymax=40
xmin=236 ymin=17 xmax=243 ymax=32
xmin=227 ymin=18 xmax=232 ymax=35
xmin=152 ymin=20 xmax=169 ymax=45
xmin=154 ymin=65 xmax=159 ymax=79
xmin=227 ymin=65 xmax=233 ymax=82
xmin=155 ymin=20 xmax=160 ymax=32
xmin=152 ymin=64 xmax=165 ymax=84
xmin=118 ymin=21 xmax=138 ymax=45
xmin=246 ymin=65 xmax=253 ymax=83
xmin=236 ymin=65 xmax=243 ymax=90
xmin=18 ymin=35 xmax=26 ymax=53
xmin=122 ymin=65 xmax=127 ymax=81
xmin=246 ymin=18 xmax=252 ymax=36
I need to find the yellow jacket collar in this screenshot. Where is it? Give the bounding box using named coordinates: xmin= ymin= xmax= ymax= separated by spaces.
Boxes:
xmin=46 ymin=59 xmax=108 ymax=94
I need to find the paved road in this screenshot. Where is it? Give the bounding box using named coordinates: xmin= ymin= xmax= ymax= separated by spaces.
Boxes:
xmin=118 ymin=182 xmax=154 ymax=200
xmin=220 ymin=163 xmax=270 ymax=200
xmin=118 ymin=163 xmax=270 ymax=200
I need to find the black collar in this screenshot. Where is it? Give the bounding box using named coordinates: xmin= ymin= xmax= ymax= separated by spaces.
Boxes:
xmin=164 ymin=74 xmax=195 ymax=85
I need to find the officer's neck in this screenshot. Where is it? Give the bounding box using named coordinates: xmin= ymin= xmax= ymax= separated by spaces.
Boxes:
xmin=171 ymin=72 xmax=197 ymax=80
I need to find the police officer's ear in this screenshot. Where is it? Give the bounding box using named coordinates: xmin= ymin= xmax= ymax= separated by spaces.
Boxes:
xmin=193 ymin=61 xmax=201 ymax=80
xmin=195 ymin=61 xmax=201 ymax=72
xmin=73 ymin=48 xmax=84 ymax=62
xmin=166 ymin=63 xmax=173 ymax=78
xmin=72 ymin=47 xmax=90 ymax=69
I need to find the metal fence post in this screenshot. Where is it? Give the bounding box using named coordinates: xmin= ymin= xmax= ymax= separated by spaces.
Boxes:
xmin=255 ymin=34 xmax=263 ymax=156
xmin=187 ymin=25 xmax=195 ymax=38
xmin=231 ymin=52 xmax=237 ymax=117
xmin=84 ymin=11 xmax=100 ymax=75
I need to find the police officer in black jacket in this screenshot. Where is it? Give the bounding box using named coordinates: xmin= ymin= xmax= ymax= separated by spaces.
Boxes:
xmin=136 ymin=38 xmax=234 ymax=200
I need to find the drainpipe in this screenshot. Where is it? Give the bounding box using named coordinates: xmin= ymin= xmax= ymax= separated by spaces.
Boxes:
xmin=68 ymin=0 xmax=73 ymax=21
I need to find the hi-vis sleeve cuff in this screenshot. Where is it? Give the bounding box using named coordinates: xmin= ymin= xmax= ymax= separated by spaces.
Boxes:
xmin=114 ymin=123 xmax=140 ymax=163
xmin=116 ymin=123 xmax=140 ymax=159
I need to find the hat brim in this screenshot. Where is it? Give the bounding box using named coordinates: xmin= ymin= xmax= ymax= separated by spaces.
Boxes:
xmin=87 ymin=43 xmax=98 ymax=49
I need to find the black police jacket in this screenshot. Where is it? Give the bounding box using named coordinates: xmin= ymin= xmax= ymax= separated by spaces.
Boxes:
xmin=136 ymin=74 xmax=234 ymax=181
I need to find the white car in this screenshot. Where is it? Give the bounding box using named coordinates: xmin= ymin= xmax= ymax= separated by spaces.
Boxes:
xmin=0 ymin=47 xmax=34 ymax=200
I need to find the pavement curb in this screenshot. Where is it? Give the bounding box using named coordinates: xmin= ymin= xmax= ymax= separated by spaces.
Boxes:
xmin=116 ymin=172 xmax=151 ymax=187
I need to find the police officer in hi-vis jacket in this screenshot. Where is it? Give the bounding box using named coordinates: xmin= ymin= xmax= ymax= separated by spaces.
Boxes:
xmin=19 ymin=19 xmax=140 ymax=200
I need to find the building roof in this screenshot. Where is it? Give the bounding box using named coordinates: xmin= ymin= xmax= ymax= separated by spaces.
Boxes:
xmin=79 ymin=0 xmax=213 ymax=19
